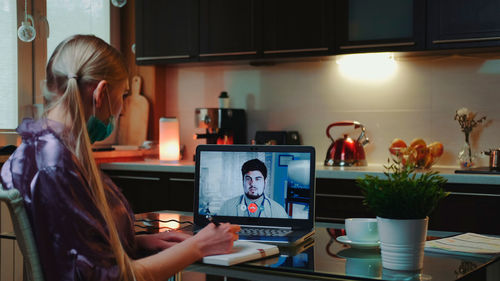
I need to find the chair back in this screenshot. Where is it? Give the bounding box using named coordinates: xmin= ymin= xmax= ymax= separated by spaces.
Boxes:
xmin=0 ymin=184 xmax=44 ymax=281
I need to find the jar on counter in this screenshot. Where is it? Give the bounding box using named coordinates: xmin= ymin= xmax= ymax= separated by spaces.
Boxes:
xmin=218 ymin=91 xmax=230 ymax=108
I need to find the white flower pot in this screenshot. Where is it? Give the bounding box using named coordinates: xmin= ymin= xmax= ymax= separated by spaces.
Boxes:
xmin=377 ymin=216 xmax=428 ymax=271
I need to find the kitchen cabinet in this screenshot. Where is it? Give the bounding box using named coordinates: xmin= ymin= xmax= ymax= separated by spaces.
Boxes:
xmin=335 ymin=0 xmax=425 ymax=53
xmin=427 ymin=0 xmax=500 ymax=49
xmin=261 ymin=0 xmax=331 ymax=58
xmin=135 ymin=0 xmax=199 ymax=64
xmin=315 ymin=177 xmax=500 ymax=235
xmin=315 ymin=178 xmax=373 ymax=222
xmin=104 ymin=170 xmax=194 ymax=214
xmin=134 ymin=0 xmax=332 ymax=64
xmin=429 ymin=183 xmax=500 ymax=235
xmin=134 ymin=0 xmax=500 ymax=65
xmin=199 ymin=0 xmax=258 ymax=61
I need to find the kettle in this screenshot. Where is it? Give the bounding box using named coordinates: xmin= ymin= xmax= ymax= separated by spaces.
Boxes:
xmin=483 ymin=148 xmax=500 ymax=170
xmin=324 ymin=121 xmax=369 ymax=166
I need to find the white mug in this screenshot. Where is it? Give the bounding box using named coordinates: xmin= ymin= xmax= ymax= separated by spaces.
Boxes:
xmin=345 ymin=218 xmax=379 ymax=242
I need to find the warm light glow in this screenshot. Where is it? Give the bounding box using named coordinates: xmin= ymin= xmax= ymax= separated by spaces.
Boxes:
xmin=159 ymin=117 xmax=180 ymax=161
xmin=158 ymin=213 xmax=181 ymax=230
xmin=337 ymin=52 xmax=397 ymax=82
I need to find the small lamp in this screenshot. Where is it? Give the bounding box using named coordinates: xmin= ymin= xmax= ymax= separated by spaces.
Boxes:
xmin=159 ymin=117 xmax=180 ymax=161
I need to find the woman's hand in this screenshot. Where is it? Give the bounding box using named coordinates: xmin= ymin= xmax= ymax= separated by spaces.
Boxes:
xmin=132 ymin=223 xmax=240 ymax=279
xmin=192 ymin=223 xmax=240 ymax=257
xmin=136 ymin=231 xmax=192 ymax=252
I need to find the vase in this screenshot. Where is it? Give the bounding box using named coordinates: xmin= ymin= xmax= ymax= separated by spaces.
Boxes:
xmin=458 ymin=141 xmax=476 ymax=168
xmin=377 ymin=217 xmax=428 ymax=271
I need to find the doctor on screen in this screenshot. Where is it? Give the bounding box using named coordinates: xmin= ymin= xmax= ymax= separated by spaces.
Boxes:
xmin=218 ymin=159 xmax=288 ymax=218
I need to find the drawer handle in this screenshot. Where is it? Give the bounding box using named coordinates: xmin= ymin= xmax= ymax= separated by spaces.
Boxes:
xmin=339 ymin=42 xmax=415 ymax=50
xmin=315 ymin=216 xmax=345 ymax=222
xmin=449 ymin=191 xmax=500 ymax=197
xmin=110 ymin=175 xmax=161 ymax=181
xmin=136 ymin=54 xmax=190 ymax=61
xmin=316 ymin=193 xmax=364 ymax=199
xmin=0 ymin=232 xmax=16 ymax=240
xmin=264 ymin=47 xmax=328 ymax=54
xmin=432 ymin=37 xmax=500 ymax=44
xmin=199 ymin=51 xmax=257 ymax=57
xmin=169 ymin=178 xmax=195 ymax=183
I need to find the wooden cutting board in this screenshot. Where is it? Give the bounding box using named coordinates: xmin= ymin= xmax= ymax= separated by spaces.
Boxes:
xmin=118 ymin=76 xmax=149 ymax=146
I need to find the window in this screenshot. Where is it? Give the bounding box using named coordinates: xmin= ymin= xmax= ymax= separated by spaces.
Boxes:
xmin=47 ymin=0 xmax=110 ymax=58
xmin=0 ymin=0 xmax=19 ymax=130
xmin=0 ymin=0 xmax=111 ymax=131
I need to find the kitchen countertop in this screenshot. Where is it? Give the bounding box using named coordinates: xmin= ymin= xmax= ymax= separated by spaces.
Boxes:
xmin=100 ymin=160 xmax=500 ymax=185
xmin=101 ymin=159 xmax=196 ymax=173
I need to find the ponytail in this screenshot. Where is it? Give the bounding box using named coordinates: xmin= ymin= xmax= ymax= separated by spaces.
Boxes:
xmin=72 ymin=78 xmax=136 ymax=281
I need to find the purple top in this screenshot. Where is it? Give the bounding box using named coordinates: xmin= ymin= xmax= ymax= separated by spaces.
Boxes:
xmin=1 ymin=119 xmax=138 ymax=281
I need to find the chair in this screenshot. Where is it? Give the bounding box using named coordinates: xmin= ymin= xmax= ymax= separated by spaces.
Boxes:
xmin=0 ymin=184 xmax=44 ymax=281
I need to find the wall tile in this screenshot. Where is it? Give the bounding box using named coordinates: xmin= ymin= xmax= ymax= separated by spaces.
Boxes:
xmin=165 ymin=54 xmax=500 ymax=167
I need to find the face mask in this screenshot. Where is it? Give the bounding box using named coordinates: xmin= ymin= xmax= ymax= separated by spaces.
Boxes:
xmin=87 ymin=89 xmax=115 ymax=144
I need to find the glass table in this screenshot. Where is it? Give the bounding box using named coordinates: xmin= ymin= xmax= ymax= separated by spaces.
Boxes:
xmin=135 ymin=212 xmax=500 ymax=281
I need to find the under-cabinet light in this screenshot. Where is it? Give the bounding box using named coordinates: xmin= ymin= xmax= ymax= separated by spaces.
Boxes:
xmin=337 ymin=52 xmax=397 ymax=82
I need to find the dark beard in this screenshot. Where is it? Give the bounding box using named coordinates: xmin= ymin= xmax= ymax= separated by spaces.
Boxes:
xmin=245 ymin=193 xmax=262 ymax=200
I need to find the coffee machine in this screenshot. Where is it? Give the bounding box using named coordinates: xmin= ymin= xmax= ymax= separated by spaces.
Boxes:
xmin=194 ymin=108 xmax=247 ymax=144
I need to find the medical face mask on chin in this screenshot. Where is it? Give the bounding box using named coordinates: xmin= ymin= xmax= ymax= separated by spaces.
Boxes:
xmin=87 ymin=89 xmax=115 ymax=144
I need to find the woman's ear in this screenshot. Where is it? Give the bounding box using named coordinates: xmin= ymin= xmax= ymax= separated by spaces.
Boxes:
xmin=93 ymin=80 xmax=108 ymax=108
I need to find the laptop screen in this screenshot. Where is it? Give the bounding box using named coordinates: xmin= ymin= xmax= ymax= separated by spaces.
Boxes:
xmin=194 ymin=145 xmax=315 ymax=228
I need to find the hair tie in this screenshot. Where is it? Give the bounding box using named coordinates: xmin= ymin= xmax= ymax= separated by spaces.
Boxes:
xmin=67 ymin=73 xmax=78 ymax=80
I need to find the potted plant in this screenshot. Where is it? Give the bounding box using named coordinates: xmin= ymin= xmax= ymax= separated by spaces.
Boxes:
xmin=356 ymin=160 xmax=449 ymax=271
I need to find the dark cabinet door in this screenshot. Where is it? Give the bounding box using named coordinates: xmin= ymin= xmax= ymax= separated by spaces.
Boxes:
xmin=104 ymin=170 xmax=195 ymax=214
xmin=336 ymin=0 xmax=425 ymax=53
xmin=135 ymin=0 xmax=199 ymax=64
xmin=199 ymin=0 xmax=257 ymax=60
xmin=428 ymin=0 xmax=500 ymax=49
xmin=429 ymin=183 xmax=500 ymax=235
xmin=315 ymin=178 xmax=373 ymax=223
xmin=106 ymin=171 xmax=168 ymax=214
xmin=261 ymin=0 xmax=331 ymax=58
xmin=166 ymin=174 xmax=195 ymax=212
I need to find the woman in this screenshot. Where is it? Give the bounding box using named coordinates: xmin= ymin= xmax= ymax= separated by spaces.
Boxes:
xmin=0 ymin=35 xmax=239 ymax=281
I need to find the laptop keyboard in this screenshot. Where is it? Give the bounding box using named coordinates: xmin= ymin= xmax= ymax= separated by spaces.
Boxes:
xmin=239 ymin=227 xmax=292 ymax=237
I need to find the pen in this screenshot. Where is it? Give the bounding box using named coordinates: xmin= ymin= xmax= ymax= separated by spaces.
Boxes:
xmin=206 ymin=214 xmax=220 ymax=227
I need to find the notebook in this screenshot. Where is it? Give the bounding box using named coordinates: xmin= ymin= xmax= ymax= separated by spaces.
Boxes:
xmin=194 ymin=145 xmax=316 ymax=246
xmin=202 ymin=241 xmax=279 ymax=266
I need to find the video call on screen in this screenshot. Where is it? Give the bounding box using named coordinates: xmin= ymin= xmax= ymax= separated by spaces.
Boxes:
xmin=198 ymin=151 xmax=311 ymax=219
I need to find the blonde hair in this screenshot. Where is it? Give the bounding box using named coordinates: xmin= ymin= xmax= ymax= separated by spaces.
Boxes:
xmin=44 ymin=35 xmax=142 ymax=281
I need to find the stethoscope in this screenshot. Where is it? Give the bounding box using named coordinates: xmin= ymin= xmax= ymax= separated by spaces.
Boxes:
xmin=238 ymin=194 xmax=272 ymax=218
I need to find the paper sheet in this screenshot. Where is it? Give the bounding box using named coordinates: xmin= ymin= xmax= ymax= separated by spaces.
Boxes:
xmin=425 ymin=233 xmax=500 ymax=255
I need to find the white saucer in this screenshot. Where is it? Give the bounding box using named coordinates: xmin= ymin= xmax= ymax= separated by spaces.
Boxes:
xmin=336 ymin=235 xmax=380 ymax=249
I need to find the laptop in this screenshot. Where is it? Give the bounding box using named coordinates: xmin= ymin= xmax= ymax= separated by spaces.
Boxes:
xmin=193 ymin=144 xmax=316 ymax=246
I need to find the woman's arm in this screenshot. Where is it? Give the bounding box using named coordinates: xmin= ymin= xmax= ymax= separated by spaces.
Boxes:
xmin=133 ymin=223 xmax=239 ymax=280
xmin=135 ymin=231 xmax=192 ymax=253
